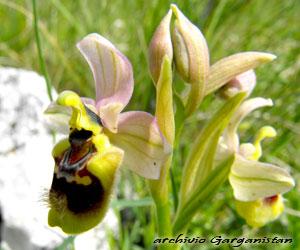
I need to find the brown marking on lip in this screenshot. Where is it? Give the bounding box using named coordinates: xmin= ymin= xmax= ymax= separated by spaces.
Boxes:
xmin=50 ymin=173 xmax=104 ymax=214
xmin=264 ymin=195 xmax=279 ymax=205
xmin=77 ymin=167 xmax=90 ymax=177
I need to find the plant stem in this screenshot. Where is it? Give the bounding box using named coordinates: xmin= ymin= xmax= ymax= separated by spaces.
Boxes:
xmin=185 ymin=80 xmax=204 ymax=117
xmin=155 ymin=190 xmax=171 ymax=237
xmin=170 ymin=168 xmax=178 ymax=211
xmin=32 ymin=0 xmax=53 ymax=101
xmin=149 ymin=157 xmax=173 ymax=250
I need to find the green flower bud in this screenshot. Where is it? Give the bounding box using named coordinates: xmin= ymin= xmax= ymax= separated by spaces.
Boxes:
xmin=170 ymin=4 xmax=209 ymax=115
xmin=206 ymin=52 xmax=276 ymax=96
xmin=171 ymin=4 xmax=209 ymax=84
xmin=148 ymin=10 xmax=173 ymax=84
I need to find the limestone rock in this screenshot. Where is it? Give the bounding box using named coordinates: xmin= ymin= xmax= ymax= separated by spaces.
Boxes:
xmin=0 ymin=68 xmax=118 ymax=250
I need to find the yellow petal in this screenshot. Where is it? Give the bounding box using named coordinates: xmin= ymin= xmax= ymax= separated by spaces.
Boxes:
xmin=235 ymin=195 xmax=284 ymax=227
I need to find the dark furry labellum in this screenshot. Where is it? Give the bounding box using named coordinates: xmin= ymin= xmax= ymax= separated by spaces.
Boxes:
xmin=50 ymin=173 xmax=104 ymax=214
xmin=50 ymin=128 xmax=104 ymax=214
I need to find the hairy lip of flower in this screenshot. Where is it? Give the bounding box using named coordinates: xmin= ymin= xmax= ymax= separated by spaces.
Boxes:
xmin=50 ymin=172 xmax=105 ymax=214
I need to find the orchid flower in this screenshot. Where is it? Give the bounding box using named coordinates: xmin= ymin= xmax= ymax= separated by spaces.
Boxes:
xmin=45 ymin=33 xmax=170 ymax=234
xmin=217 ymin=71 xmax=295 ymax=227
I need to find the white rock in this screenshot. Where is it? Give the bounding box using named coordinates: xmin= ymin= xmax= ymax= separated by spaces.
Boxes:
xmin=0 ymin=68 xmax=118 ymax=250
xmin=74 ymin=210 xmax=119 ymax=250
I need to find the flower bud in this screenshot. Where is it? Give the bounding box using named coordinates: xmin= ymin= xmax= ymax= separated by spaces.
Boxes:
xmin=171 ymin=4 xmax=209 ymax=84
xmin=206 ymin=52 xmax=276 ymax=96
xmin=148 ymin=10 xmax=173 ymax=84
xmin=170 ymin=4 xmax=209 ymax=115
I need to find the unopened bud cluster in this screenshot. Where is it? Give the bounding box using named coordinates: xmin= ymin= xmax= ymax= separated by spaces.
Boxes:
xmin=148 ymin=4 xmax=276 ymax=116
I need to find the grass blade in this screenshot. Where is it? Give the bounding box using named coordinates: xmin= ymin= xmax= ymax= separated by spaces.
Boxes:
xmin=32 ymin=0 xmax=53 ymax=101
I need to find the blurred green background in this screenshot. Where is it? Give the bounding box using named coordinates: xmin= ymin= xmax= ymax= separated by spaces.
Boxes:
xmin=0 ymin=0 xmax=299 ymax=249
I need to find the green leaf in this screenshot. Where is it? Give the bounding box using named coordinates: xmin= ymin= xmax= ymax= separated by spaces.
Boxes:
xmin=111 ymin=197 xmax=153 ymax=210
xmin=155 ymin=56 xmax=175 ymax=146
xmin=194 ymin=128 xmax=223 ymax=186
xmin=179 ymin=92 xmax=246 ymax=203
xmin=173 ymin=155 xmax=234 ymax=234
xmin=174 ymin=92 xmax=186 ymax=145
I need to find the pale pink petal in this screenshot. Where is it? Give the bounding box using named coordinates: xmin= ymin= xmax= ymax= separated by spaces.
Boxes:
xmin=81 ymin=97 xmax=96 ymax=107
xmin=81 ymin=97 xmax=98 ymax=114
xmin=233 ymin=70 xmax=256 ymax=95
xmin=106 ymin=111 xmax=171 ymax=179
xmin=43 ymin=101 xmax=71 ymax=134
xmin=224 ymin=97 xmax=273 ymax=151
xmin=221 ymin=70 xmax=256 ymax=98
xmin=77 ymin=33 xmax=134 ymax=132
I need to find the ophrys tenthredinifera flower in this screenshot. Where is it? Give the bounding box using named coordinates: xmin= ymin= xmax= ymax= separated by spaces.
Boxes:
xmin=45 ymin=34 xmax=170 ymax=234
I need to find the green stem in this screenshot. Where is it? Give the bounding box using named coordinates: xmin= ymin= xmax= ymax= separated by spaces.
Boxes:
xmin=170 ymin=168 xmax=178 ymax=211
xmin=32 ymin=0 xmax=53 ymax=101
xmin=149 ymin=157 xmax=173 ymax=250
xmin=154 ymin=191 xmax=171 ymax=237
xmin=185 ymin=81 xmax=203 ymax=117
